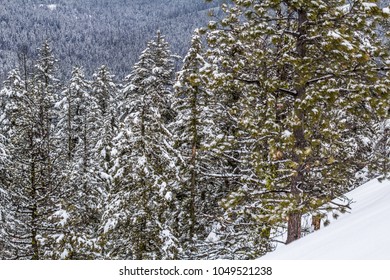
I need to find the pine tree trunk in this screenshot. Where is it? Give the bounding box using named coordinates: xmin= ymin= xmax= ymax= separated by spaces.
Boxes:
xmin=30 ymin=158 xmax=39 ymax=259
xmin=286 ymin=212 xmax=301 ymax=244
xmin=312 ymin=215 xmax=321 ymax=231
xmin=189 ymin=144 xmax=196 ymax=239
xmin=286 ymin=172 xmax=303 ymax=244
xmin=286 ymin=8 xmax=308 ymax=245
xmin=189 ymin=91 xmax=198 ymax=239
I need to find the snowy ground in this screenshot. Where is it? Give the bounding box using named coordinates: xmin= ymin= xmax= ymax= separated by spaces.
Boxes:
xmin=262 ymin=177 xmax=390 ymax=260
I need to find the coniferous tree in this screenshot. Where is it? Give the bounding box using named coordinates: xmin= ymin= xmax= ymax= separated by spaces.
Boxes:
xmin=52 ymin=67 xmax=101 ymax=259
xmin=204 ymin=0 xmax=389 ymax=249
xmin=103 ymin=32 xmax=180 ymax=259
xmin=92 ymin=65 xmax=118 ymax=197
xmin=172 ymin=30 xmax=212 ymax=257
xmin=0 ymin=42 xmax=64 ymax=259
xmin=0 ymin=69 xmax=28 ymax=259
xmin=172 ymin=30 xmax=246 ymax=259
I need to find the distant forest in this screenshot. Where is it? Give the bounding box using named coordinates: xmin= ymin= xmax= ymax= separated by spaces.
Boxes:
xmin=0 ymin=0 xmax=222 ymax=82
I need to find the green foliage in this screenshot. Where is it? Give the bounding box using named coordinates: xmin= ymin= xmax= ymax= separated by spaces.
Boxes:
xmin=203 ymin=0 xmax=389 ymax=252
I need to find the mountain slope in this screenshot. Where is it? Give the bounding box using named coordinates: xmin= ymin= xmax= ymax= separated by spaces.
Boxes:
xmin=262 ymin=178 xmax=390 ymax=260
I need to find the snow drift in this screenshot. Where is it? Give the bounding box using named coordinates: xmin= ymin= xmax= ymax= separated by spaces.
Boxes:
xmin=262 ymin=178 xmax=390 ymax=260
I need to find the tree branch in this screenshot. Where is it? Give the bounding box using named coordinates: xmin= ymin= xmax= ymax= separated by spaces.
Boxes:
xmin=277 ymin=88 xmax=297 ymax=96
xmin=306 ymin=74 xmax=335 ymax=85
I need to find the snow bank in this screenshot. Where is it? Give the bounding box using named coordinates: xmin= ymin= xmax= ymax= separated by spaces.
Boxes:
xmin=262 ymin=178 xmax=390 ymax=259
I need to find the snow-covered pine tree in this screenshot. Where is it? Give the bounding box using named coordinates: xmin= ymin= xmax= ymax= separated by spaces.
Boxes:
xmin=102 ymin=31 xmax=179 ymax=260
xmin=0 ymin=69 xmax=27 ymax=259
xmin=172 ymin=30 xmax=213 ymax=258
xmin=92 ymin=65 xmax=118 ymax=198
xmin=171 ymin=30 xmax=248 ymax=259
xmin=30 ymin=41 xmax=66 ymax=259
xmin=52 ymin=67 xmax=102 ymax=259
xmin=0 ymin=41 xmax=65 ymax=259
xmin=205 ymin=0 xmax=389 ymax=248
xmin=367 ymin=8 xmax=390 ymax=181
xmin=56 ymin=67 xmax=93 ymax=161
xmin=200 ymin=29 xmax=274 ymax=258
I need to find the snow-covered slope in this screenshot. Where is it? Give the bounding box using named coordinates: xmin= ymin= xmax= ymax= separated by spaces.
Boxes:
xmin=262 ymin=178 xmax=390 ymax=260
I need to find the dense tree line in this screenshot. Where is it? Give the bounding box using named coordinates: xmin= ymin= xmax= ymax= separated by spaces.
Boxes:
xmin=0 ymin=0 xmax=222 ymax=82
xmin=0 ymin=0 xmax=389 ymax=259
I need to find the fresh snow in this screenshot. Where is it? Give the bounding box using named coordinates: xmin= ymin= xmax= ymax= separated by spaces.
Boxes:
xmin=60 ymin=248 xmax=69 ymax=259
xmin=362 ymin=2 xmax=377 ymax=9
xmin=281 ymin=130 xmax=292 ymax=139
xmin=164 ymin=191 xmax=173 ymax=201
xmin=54 ymin=209 xmax=70 ymax=227
xmin=103 ymin=218 xmax=117 ymax=234
xmin=337 ymin=4 xmax=351 ymax=13
xmin=262 ymin=178 xmax=390 ymax=260
xmin=328 ymin=30 xmax=342 ymax=39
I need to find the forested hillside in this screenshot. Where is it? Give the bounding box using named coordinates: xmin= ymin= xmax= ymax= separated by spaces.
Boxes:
xmin=0 ymin=0 xmax=388 ymax=260
xmin=0 ymin=0 xmax=221 ymax=81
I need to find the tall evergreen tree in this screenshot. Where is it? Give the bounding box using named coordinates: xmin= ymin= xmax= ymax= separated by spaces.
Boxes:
xmin=103 ymin=32 xmax=179 ymax=259
xmin=204 ymin=0 xmax=389 ymax=248
xmin=0 ymin=69 xmax=28 ymax=259
xmin=92 ymin=65 xmax=118 ymax=197
xmin=172 ymin=30 xmax=211 ymax=257
xmin=52 ymin=67 xmax=101 ymax=259
xmin=0 ymin=41 xmax=64 ymax=259
xmin=172 ymin=30 xmax=247 ymax=259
